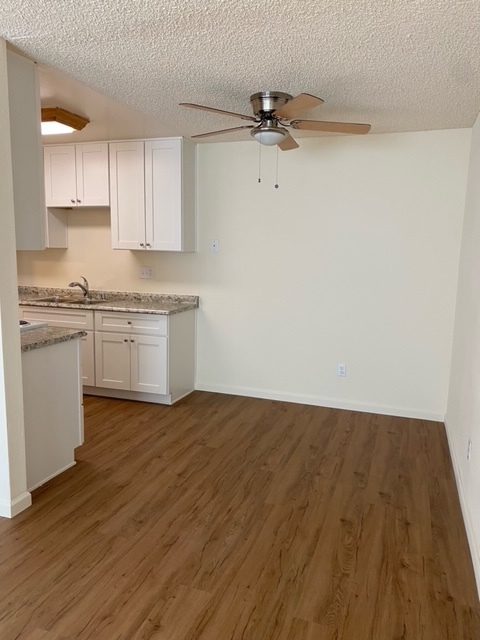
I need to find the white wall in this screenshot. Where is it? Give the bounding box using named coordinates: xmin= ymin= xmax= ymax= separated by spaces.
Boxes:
xmin=18 ymin=129 xmax=470 ymax=419
xmin=0 ymin=39 xmax=31 ymax=518
xmin=446 ymin=114 xmax=480 ymax=594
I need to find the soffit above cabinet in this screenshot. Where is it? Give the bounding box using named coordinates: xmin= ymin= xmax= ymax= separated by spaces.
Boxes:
xmin=37 ymin=65 xmax=168 ymax=144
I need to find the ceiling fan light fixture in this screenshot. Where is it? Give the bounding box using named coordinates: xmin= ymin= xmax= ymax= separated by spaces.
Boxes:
xmin=251 ymin=126 xmax=287 ymax=146
xmin=41 ymin=107 xmax=90 ymax=135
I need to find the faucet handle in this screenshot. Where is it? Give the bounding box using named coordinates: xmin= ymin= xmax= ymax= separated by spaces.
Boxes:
xmin=80 ymin=276 xmax=89 ymax=289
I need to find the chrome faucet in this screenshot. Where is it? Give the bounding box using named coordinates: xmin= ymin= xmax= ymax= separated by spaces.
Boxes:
xmin=68 ymin=276 xmax=90 ymax=297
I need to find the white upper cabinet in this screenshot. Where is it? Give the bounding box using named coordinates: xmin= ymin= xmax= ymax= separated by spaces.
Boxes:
xmin=7 ymin=50 xmax=46 ymax=251
xmin=76 ymin=144 xmax=110 ymax=206
xmin=109 ymin=137 xmax=196 ymax=252
xmin=109 ymin=141 xmax=145 ymax=249
xmin=145 ymin=139 xmax=184 ymax=251
xmin=44 ymin=146 xmax=76 ymax=207
xmin=44 ymin=143 xmax=110 ymax=208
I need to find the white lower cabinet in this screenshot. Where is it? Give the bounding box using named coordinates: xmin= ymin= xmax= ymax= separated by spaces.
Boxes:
xmin=80 ymin=331 xmax=95 ymax=386
xmin=94 ymin=332 xmax=130 ymax=390
xmin=19 ymin=305 xmax=195 ymax=405
xmin=131 ymin=334 xmax=168 ymax=394
xmin=95 ymin=331 xmax=167 ymax=394
xmin=94 ymin=311 xmax=170 ymax=396
xmin=19 ymin=306 xmax=95 ymax=386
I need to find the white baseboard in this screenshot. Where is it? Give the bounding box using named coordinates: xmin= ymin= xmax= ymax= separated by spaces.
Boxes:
xmin=195 ymin=382 xmax=444 ymax=422
xmin=84 ymin=386 xmax=174 ymax=405
xmin=28 ymin=461 xmax=76 ymax=492
xmin=444 ymin=417 xmax=480 ymax=599
xmin=0 ymin=491 xmax=32 ymax=519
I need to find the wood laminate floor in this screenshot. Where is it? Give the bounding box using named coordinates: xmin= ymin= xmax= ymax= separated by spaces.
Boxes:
xmin=0 ymin=392 xmax=479 ymax=639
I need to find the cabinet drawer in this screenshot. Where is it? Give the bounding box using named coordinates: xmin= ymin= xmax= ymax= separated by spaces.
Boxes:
xmin=20 ymin=306 xmax=94 ymax=330
xmin=94 ymin=311 xmax=168 ymax=336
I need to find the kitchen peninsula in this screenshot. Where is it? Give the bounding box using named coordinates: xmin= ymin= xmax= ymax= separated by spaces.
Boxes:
xmin=21 ymin=324 xmax=85 ymax=490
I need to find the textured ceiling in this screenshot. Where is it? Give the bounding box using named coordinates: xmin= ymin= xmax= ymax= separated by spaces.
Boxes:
xmin=2 ymin=0 xmax=480 ymax=143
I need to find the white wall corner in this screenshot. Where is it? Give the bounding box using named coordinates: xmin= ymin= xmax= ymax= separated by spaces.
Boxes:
xmin=444 ymin=416 xmax=480 ymax=599
xmin=0 ymin=491 xmax=32 ymax=519
xmin=0 ymin=38 xmax=31 ymax=518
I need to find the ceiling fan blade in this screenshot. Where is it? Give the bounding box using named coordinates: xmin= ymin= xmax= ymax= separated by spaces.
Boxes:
xmin=278 ymin=133 xmax=299 ymax=151
xmin=191 ymin=125 xmax=254 ymax=139
xmin=291 ymin=120 xmax=371 ymax=135
xmin=179 ymin=103 xmax=256 ymax=122
xmin=275 ymin=93 xmax=324 ymax=119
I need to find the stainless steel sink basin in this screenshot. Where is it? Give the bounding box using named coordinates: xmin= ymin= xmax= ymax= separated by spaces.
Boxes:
xmin=26 ymin=295 xmax=104 ymax=305
xmin=69 ymin=298 xmax=105 ymax=305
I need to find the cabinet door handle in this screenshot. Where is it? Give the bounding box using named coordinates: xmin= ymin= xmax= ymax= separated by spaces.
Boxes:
xmin=127 ymin=321 xmax=132 ymax=325
xmin=77 ymin=199 xmax=81 ymax=203
xmin=140 ymin=243 xmax=145 ymax=247
xmin=130 ymin=339 xmax=135 ymax=343
xmin=146 ymin=243 xmax=151 ymax=248
xmin=124 ymin=339 xmax=128 ymax=342
xmin=71 ymin=199 xmax=75 ymax=204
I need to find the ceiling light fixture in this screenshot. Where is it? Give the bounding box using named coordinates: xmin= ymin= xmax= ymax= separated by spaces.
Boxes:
xmin=250 ymin=123 xmax=287 ymax=146
xmin=41 ymin=107 xmax=89 ymax=135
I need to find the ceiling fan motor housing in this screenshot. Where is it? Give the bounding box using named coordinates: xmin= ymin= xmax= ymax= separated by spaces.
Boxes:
xmin=181 ymin=91 xmax=370 ymax=149
xmin=250 ymin=91 xmax=292 ymax=118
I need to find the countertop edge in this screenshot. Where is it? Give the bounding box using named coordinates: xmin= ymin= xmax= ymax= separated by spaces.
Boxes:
xmin=18 ymin=300 xmax=198 ymax=314
xmin=21 ymin=327 xmax=87 ymax=352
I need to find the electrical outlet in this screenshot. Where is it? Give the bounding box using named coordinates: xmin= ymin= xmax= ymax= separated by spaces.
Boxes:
xmin=337 ymin=363 xmax=346 ymax=377
xmin=467 ymin=439 xmax=472 ymax=462
xmin=210 ymin=239 xmax=219 ymax=253
xmin=139 ymin=267 xmax=154 ymax=279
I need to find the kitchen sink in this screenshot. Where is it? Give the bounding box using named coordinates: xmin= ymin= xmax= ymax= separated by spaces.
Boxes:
xmin=67 ymin=297 xmax=105 ymax=305
xmin=26 ymin=295 xmax=104 ymax=305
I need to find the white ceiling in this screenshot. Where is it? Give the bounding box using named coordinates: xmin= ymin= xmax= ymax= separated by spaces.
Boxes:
xmin=2 ymin=0 xmax=480 ymax=144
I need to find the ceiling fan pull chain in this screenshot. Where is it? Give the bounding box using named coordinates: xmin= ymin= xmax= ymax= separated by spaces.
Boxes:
xmin=274 ymin=146 xmax=279 ymax=189
xmin=258 ymin=142 xmax=262 ymax=183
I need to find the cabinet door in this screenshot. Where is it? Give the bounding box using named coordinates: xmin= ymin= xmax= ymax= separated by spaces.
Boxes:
xmin=94 ymin=331 xmax=130 ymax=390
xmin=44 ymin=146 xmax=77 ymax=207
xmin=145 ymin=139 xmax=182 ymax=251
xmin=109 ymin=141 xmax=146 ymax=249
xmin=76 ymin=143 xmax=109 ymax=206
xmin=130 ymin=334 xmax=168 ymax=394
xmin=80 ymin=331 xmax=95 ymax=386
xmin=7 ymin=50 xmax=46 ymax=250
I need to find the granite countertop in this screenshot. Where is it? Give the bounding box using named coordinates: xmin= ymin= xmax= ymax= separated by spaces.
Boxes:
xmin=21 ymin=326 xmax=87 ymax=353
xmin=18 ymin=287 xmax=199 ymax=315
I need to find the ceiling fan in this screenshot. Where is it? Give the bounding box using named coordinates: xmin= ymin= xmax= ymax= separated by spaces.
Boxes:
xmin=180 ymin=91 xmax=371 ymax=151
